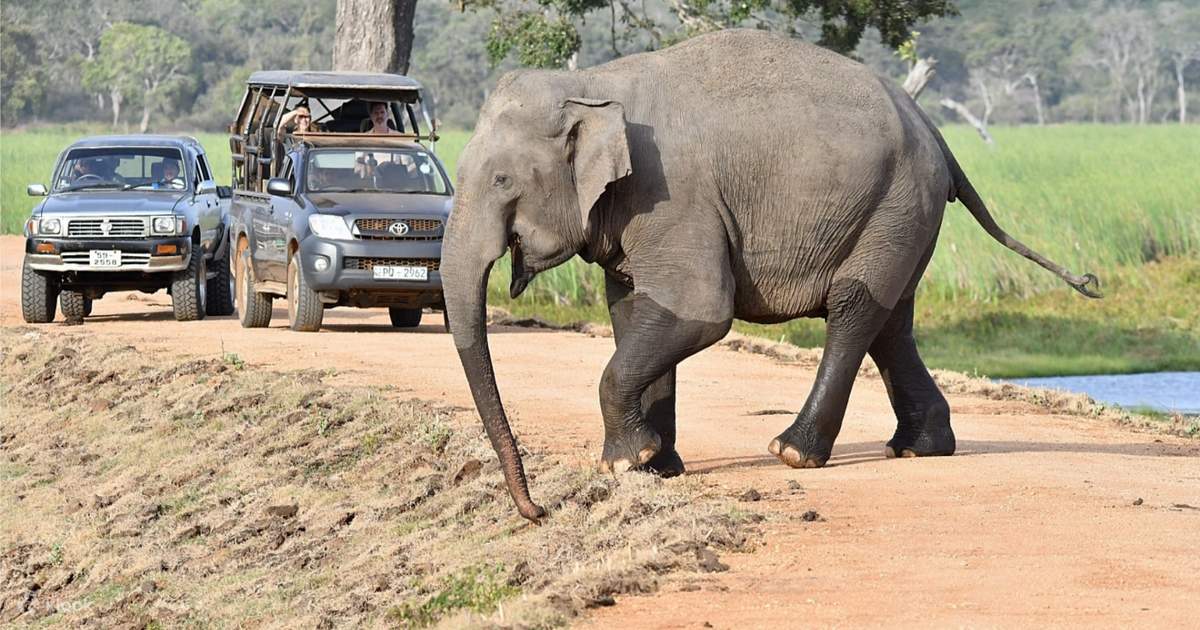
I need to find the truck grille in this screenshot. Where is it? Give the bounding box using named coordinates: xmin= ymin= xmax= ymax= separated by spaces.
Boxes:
xmin=67 ymin=217 xmax=148 ymax=238
xmin=60 ymin=251 xmax=153 ymax=268
xmin=343 ymin=257 xmax=441 ymax=271
xmin=353 ymin=218 xmax=442 ymax=240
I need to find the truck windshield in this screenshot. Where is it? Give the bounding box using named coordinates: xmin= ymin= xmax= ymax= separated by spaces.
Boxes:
xmin=306 ymin=148 xmax=449 ymax=195
xmin=54 ymin=147 xmax=186 ymax=192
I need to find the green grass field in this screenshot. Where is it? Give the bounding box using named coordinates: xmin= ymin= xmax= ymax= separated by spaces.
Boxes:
xmin=3 ymin=124 xmax=1196 ymax=377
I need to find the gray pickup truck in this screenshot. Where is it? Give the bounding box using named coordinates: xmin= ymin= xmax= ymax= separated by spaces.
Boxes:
xmin=21 ymin=135 xmax=233 ymax=322
xmin=227 ymin=71 xmax=450 ymax=332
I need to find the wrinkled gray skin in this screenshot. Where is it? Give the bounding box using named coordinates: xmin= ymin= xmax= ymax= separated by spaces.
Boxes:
xmin=442 ymin=29 xmax=1100 ymax=522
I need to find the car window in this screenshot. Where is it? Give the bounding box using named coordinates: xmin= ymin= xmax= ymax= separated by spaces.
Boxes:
xmin=197 ymin=153 xmax=213 ymax=182
xmin=306 ymin=148 xmax=449 ymax=195
xmin=55 ymin=147 xmax=186 ymax=192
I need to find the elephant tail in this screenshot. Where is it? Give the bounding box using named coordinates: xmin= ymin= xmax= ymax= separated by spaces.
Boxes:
xmin=945 ymin=153 xmax=1102 ymax=299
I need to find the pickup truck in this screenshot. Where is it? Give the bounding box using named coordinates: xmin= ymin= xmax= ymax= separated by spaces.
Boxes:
xmin=227 ymin=71 xmax=450 ymax=331
xmin=21 ymin=135 xmax=233 ymax=322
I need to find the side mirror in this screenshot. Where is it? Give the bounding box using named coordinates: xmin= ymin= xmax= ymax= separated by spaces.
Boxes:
xmin=216 ymin=185 xmax=233 ymax=199
xmin=27 ymin=184 xmax=47 ymax=197
xmin=196 ymin=179 xmax=218 ymax=196
xmin=266 ymin=178 xmax=293 ymax=197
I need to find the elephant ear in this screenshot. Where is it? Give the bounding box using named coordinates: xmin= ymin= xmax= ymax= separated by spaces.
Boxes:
xmin=563 ymin=97 xmax=631 ymax=231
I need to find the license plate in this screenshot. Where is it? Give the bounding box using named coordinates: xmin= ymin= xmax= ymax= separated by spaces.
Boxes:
xmin=372 ymin=265 xmax=428 ymax=281
xmin=89 ymin=250 xmax=121 ymax=267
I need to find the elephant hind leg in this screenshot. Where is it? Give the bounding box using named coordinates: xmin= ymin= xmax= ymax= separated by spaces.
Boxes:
xmin=868 ymin=295 xmax=955 ymax=458
xmin=770 ymin=276 xmax=893 ymax=468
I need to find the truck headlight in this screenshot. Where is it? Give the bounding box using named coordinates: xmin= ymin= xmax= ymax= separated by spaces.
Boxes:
xmin=36 ymin=218 xmax=62 ymax=235
xmin=152 ymin=216 xmax=178 ymax=235
xmin=308 ymin=214 xmax=353 ymax=240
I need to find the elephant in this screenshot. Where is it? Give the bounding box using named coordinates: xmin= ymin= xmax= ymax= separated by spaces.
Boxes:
xmin=441 ymin=29 xmax=1100 ymax=522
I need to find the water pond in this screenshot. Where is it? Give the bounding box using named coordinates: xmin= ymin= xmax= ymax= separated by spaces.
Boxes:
xmin=1003 ymin=371 xmax=1200 ymax=415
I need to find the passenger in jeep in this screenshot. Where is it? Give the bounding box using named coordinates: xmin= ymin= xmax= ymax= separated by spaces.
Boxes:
xmin=364 ymin=102 xmax=400 ymax=134
xmin=279 ymin=104 xmax=317 ymax=134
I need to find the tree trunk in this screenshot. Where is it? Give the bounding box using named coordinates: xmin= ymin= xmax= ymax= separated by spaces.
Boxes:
xmin=110 ymin=89 xmax=122 ymax=127
xmin=140 ymin=100 xmax=151 ymax=133
xmin=940 ymin=98 xmax=994 ymax=145
xmin=902 ymin=57 xmax=937 ymax=99
xmin=1175 ymin=57 xmax=1188 ymax=125
xmin=1027 ymin=73 xmax=1045 ymax=125
xmin=333 ymin=0 xmax=418 ymax=75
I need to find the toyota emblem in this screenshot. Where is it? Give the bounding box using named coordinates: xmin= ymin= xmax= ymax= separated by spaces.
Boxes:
xmin=100 ymin=219 xmax=112 ymax=235
xmin=388 ymin=221 xmax=410 ymax=236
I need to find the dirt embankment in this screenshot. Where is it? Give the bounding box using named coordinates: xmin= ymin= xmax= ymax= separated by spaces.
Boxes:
xmin=0 ymin=330 xmax=757 ymax=628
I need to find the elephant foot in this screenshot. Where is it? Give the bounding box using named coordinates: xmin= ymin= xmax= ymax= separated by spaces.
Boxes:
xmin=635 ymin=448 xmax=685 ymax=478
xmin=599 ymin=425 xmax=661 ymax=474
xmin=884 ymin=425 xmax=956 ymax=459
xmin=768 ymin=429 xmax=832 ymax=469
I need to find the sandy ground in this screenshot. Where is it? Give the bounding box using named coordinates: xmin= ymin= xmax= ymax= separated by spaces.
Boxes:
xmin=2 ymin=234 xmax=1197 ymax=628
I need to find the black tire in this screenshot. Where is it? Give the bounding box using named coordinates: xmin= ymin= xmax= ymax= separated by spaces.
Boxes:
xmin=236 ymin=246 xmax=273 ymax=328
xmin=21 ymin=260 xmax=58 ymax=323
xmin=171 ymin=244 xmax=207 ymax=321
xmin=205 ymin=246 xmax=236 ymax=316
xmin=287 ymin=252 xmax=324 ymax=332
xmin=60 ymin=289 xmax=88 ymax=322
xmin=388 ymin=307 xmax=423 ymax=328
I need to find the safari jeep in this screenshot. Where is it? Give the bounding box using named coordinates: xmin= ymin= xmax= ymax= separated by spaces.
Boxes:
xmin=227 ymin=71 xmax=451 ymax=332
xmin=21 ymin=135 xmax=233 ymax=323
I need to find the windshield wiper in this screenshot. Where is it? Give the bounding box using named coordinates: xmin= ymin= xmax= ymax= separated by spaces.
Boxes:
xmin=65 ymin=182 xmax=124 ymax=192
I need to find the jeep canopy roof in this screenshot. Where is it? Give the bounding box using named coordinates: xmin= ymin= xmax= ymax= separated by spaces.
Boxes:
xmin=245 ymin=71 xmax=427 ymax=106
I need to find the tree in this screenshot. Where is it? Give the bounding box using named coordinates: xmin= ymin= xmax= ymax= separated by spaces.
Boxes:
xmin=468 ymin=0 xmax=958 ymax=70
xmin=1158 ymin=1 xmax=1200 ymax=124
xmin=333 ymin=0 xmax=419 ymax=73
xmin=83 ymin=23 xmax=193 ymax=132
xmin=0 ymin=22 xmax=46 ymax=125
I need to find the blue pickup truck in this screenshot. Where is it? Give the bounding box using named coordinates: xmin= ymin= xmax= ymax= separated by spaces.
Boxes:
xmin=21 ymin=135 xmax=233 ymax=322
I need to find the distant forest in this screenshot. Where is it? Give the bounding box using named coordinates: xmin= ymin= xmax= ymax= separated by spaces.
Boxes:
xmin=3 ymin=0 xmax=1198 ymax=130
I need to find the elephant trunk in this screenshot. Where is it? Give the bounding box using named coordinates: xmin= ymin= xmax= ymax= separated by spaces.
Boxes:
xmin=442 ymin=214 xmax=546 ymax=523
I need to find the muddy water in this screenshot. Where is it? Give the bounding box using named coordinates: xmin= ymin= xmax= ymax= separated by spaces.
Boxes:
xmin=1005 ymin=371 xmax=1200 ymax=414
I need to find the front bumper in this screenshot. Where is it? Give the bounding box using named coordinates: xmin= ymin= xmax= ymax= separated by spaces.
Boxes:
xmin=25 ymin=237 xmax=190 ymax=273
xmin=299 ymin=235 xmax=443 ymax=308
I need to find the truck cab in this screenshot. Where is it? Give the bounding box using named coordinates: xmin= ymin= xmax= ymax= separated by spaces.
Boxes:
xmin=227 ymin=71 xmax=451 ymax=331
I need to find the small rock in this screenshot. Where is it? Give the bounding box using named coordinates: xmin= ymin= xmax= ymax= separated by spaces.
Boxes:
xmin=450 ymin=459 xmax=483 ymax=486
xmin=739 ymin=488 xmax=762 ymax=502
xmin=704 ymin=623 xmax=714 ymax=628
xmin=92 ymin=494 xmax=116 ymax=509
xmin=787 ymin=480 xmax=803 ymax=492
xmin=801 ymin=510 xmax=821 ymax=522
xmin=695 ymin=547 xmax=729 ymax=573
xmin=1132 ymin=498 xmax=1144 ymax=506
xmin=266 ymin=504 xmax=299 ymax=519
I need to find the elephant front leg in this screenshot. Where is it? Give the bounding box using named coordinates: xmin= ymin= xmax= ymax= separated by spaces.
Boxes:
xmin=868 ymin=296 xmax=955 ymax=458
xmin=770 ymin=278 xmax=892 ymax=468
xmin=599 ymin=292 xmax=731 ymax=474
xmin=606 ymin=274 xmax=684 ymax=477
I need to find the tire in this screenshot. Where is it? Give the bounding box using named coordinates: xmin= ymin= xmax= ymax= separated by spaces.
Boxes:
xmin=21 ymin=260 xmax=58 ymax=323
xmin=205 ymin=245 xmax=236 ymax=316
xmin=60 ymin=289 xmax=87 ymax=322
xmin=171 ymin=244 xmax=207 ymax=321
xmin=388 ymin=307 xmax=423 ymax=328
xmin=236 ymin=245 xmax=273 ymax=328
xmin=287 ymin=252 xmax=324 ymax=332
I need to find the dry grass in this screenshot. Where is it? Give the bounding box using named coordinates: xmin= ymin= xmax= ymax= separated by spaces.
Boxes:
xmin=0 ymin=328 xmax=758 ymax=628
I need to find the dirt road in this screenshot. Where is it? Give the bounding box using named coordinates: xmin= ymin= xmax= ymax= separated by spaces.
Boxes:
xmin=3 ymin=235 xmax=1197 ymax=628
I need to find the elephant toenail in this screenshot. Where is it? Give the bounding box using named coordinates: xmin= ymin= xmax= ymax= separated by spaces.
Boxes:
xmin=900 ymin=449 xmax=917 ymax=458
xmin=637 ymin=447 xmax=657 ymax=464
xmin=884 ymin=446 xmax=897 ymax=458
xmin=768 ymin=438 xmax=783 ymax=456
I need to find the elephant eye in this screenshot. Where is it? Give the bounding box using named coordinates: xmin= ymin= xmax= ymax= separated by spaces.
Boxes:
xmin=492 ymin=174 xmax=511 ymax=189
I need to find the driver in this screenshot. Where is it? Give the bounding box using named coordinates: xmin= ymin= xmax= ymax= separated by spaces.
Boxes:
xmin=153 ymin=159 xmax=181 ymax=189
xmin=72 ymin=157 xmax=103 ymax=182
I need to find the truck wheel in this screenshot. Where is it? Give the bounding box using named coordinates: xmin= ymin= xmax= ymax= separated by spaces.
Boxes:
xmin=205 ymin=247 xmax=236 ymax=316
xmin=388 ymin=307 xmax=423 ymax=328
xmin=236 ymin=246 xmax=273 ymax=328
xmin=21 ymin=260 xmax=59 ymax=323
xmin=171 ymin=244 xmax=207 ymax=321
xmin=60 ymin=289 xmax=88 ymax=323
xmin=287 ymin=253 xmax=324 ymax=332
